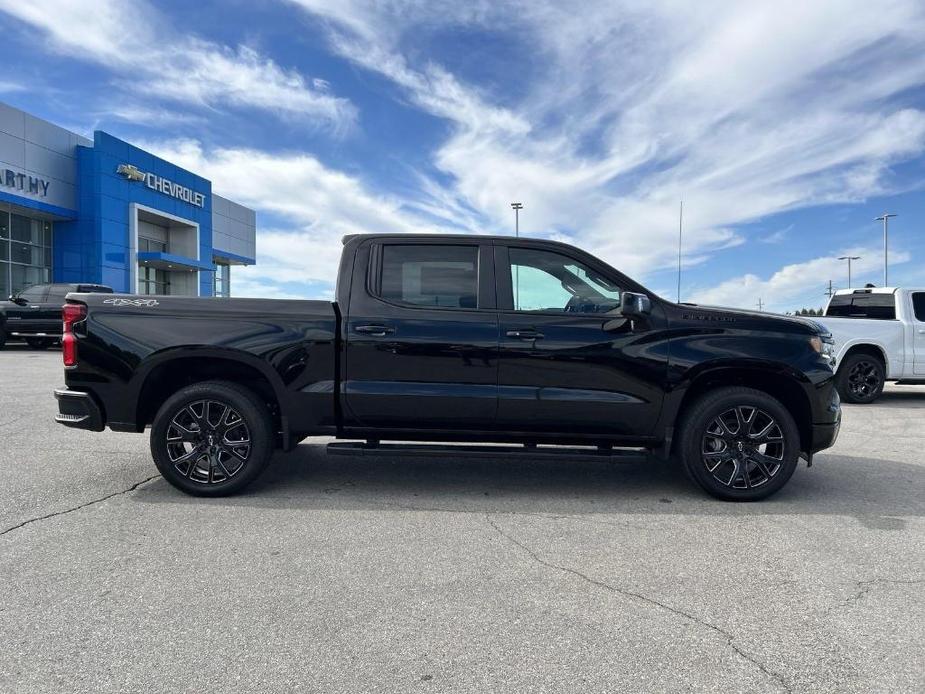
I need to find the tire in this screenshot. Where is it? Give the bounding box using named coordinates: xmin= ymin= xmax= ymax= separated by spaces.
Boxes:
xmin=677 ymin=386 xmax=801 ymax=501
xmin=0 ymin=327 xmax=6 ymax=350
xmin=835 ymin=353 xmax=884 ymax=404
xmin=150 ymin=380 xmax=274 ymax=496
xmin=25 ymin=337 xmax=54 ymax=349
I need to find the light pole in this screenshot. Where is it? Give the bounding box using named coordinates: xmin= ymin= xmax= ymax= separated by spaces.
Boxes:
xmin=756 ymin=298 xmax=764 ymax=312
xmin=510 ymin=202 xmax=523 ymax=237
xmin=875 ymin=213 xmax=896 ymax=286
xmin=510 ymin=202 xmax=523 ymax=308
xmin=837 ymin=255 xmax=861 ymax=288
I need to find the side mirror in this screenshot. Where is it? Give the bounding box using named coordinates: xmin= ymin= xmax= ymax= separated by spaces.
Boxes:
xmin=621 ymin=292 xmax=651 ymax=317
xmin=10 ymin=295 xmax=27 ymax=306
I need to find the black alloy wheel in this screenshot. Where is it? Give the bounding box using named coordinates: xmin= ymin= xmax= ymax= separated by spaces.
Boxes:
xmin=165 ymin=400 xmax=252 ymax=484
xmin=151 ymin=380 xmax=274 ymax=496
xmin=678 ymin=386 xmax=800 ymax=501
xmin=835 ymin=353 xmax=885 ymax=404
xmin=701 ymin=406 xmax=784 ymax=489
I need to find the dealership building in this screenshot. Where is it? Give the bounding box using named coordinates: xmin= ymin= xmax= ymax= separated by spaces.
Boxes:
xmin=0 ymin=101 xmax=256 ymax=298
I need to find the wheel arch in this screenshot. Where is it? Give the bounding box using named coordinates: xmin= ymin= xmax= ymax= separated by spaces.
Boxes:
xmin=836 ymin=342 xmax=888 ymax=375
xmin=671 ymin=364 xmax=814 ymax=455
xmin=132 ymin=350 xmax=286 ymax=437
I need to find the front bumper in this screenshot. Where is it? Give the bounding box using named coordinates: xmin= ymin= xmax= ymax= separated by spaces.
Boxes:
xmin=54 ymin=388 xmax=104 ymax=431
xmin=809 ymin=388 xmax=841 ymax=453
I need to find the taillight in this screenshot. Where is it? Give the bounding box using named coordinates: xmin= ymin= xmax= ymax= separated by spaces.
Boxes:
xmin=62 ymin=303 xmax=87 ymax=367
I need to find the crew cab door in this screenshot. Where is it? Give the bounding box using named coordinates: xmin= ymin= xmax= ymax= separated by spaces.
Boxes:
xmin=342 ymin=239 xmax=499 ymax=430
xmin=912 ymin=292 xmax=925 ymax=375
xmin=495 ymin=244 xmax=666 ymax=438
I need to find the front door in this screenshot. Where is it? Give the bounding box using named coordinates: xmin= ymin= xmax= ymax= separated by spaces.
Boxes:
xmin=912 ymin=292 xmax=925 ymax=376
xmin=5 ymin=284 xmax=47 ymax=333
xmin=343 ymin=240 xmax=500 ymax=430
xmin=495 ymin=244 xmax=666 ymax=438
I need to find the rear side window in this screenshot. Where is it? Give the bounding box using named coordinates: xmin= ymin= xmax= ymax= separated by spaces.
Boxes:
xmin=825 ymin=293 xmax=896 ymax=319
xmin=379 ymin=245 xmax=479 ymax=309
xmin=912 ymin=293 xmax=925 ymax=322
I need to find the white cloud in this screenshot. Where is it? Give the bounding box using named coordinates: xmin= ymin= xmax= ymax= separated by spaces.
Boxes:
xmin=687 ymin=249 xmax=911 ymax=312
xmin=286 ymin=0 xmax=925 ymax=281
xmin=139 ymin=139 xmax=464 ymax=298
xmin=0 ymin=0 xmax=355 ymax=131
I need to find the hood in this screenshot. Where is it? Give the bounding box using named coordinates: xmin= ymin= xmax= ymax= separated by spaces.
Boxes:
xmin=674 ymin=303 xmax=827 ymax=335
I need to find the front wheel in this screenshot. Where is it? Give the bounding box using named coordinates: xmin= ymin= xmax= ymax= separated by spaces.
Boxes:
xmin=677 ymin=387 xmax=801 ymax=501
xmin=835 ymin=353 xmax=884 ymax=404
xmin=150 ymin=380 xmax=274 ymax=496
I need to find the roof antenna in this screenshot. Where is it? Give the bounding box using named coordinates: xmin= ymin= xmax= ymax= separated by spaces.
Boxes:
xmin=677 ymin=200 xmax=683 ymax=303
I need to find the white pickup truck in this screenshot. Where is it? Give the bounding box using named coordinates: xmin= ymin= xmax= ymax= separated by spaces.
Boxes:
xmin=818 ymin=287 xmax=925 ymax=403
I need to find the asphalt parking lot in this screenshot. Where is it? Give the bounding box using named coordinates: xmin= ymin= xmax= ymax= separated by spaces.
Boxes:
xmin=1 ymin=346 xmax=923 ymax=693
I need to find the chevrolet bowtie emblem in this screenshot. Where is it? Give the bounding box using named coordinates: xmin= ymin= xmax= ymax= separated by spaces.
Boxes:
xmin=116 ymin=164 xmax=146 ymax=182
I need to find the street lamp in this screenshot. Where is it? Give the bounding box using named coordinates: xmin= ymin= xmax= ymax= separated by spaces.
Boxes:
xmin=510 ymin=202 xmax=523 ymax=237
xmin=837 ymin=255 xmax=861 ymax=288
xmin=875 ymin=213 xmax=896 ymax=286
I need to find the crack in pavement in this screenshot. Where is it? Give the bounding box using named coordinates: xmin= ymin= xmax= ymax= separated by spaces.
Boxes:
xmin=824 ymin=578 xmax=925 ymax=617
xmin=484 ymin=513 xmax=792 ymax=694
xmin=0 ymin=475 xmax=161 ymax=537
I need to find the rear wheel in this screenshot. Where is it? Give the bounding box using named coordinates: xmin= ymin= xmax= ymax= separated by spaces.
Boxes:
xmin=150 ymin=380 xmax=274 ymax=496
xmin=25 ymin=337 xmax=55 ymax=349
xmin=835 ymin=353 xmax=884 ymax=404
xmin=677 ymin=387 xmax=800 ymax=501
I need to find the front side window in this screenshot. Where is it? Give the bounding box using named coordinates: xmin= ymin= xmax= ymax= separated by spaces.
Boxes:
xmin=380 ymin=244 xmax=479 ymax=309
xmin=509 ymin=247 xmax=622 ymax=314
xmin=16 ymin=284 xmax=46 ymax=302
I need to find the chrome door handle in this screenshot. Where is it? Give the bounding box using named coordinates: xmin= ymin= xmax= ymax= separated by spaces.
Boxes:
xmin=354 ymin=324 xmax=395 ymax=337
xmin=506 ymin=329 xmax=544 ymax=340
xmin=919 ymin=329 xmax=925 ymax=334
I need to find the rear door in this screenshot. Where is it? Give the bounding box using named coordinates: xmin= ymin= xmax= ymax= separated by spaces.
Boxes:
xmin=36 ymin=284 xmax=74 ymax=334
xmin=495 ymin=244 xmax=666 ymax=438
xmin=342 ymin=239 xmax=500 ymax=430
xmin=912 ymin=292 xmax=925 ymax=375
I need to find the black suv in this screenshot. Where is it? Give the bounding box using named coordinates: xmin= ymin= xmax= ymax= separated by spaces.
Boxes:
xmin=1 ymin=283 xmax=113 ymax=349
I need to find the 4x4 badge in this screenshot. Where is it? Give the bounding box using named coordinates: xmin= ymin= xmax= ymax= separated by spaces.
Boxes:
xmin=103 ymin=298 xmax=159 ymax=307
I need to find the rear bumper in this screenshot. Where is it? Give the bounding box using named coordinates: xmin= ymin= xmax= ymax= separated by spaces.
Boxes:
xmin=54 ymin=388 xmax=104 ymax=431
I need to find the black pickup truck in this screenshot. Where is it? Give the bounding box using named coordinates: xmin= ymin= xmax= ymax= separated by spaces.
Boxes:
xmin=1 ymin=282 xmax=112 ymax=349
xmin=54 ymin=234 xmax=841 ymax=501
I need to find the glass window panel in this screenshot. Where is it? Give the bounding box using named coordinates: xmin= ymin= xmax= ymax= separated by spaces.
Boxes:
xmin=380 ymin=245 xmax=478 ymax=309
xmin=10 ymin=214 xmax=31 ymax=242
xmin=0 ymin=211 xmax=9 ymax=239
xmin=0 ymin=263 xmax=7 ymax=299
xmin=912 ymin=293 xmax=925 ymax=322
xmin=509 ymin=247 xmax=622 ymax=314
xmin=0 ymin=241 xmax=8 ymax=262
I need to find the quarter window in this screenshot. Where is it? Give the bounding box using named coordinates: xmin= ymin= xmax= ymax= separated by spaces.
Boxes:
xmin=380 ymin=245 xmax=479 ymax=309
xmin=509 ymin=247 xmax=622 ymax=314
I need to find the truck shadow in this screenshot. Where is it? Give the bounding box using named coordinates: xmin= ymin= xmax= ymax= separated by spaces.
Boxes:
xmin=133 ymin=443 xmax=925 ymax=527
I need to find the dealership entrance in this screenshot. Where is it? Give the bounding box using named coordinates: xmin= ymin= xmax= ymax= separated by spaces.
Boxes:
xmin=130 ymin=204 xmax=205 ymax=296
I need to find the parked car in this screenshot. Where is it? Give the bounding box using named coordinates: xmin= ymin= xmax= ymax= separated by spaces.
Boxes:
xmin=53 ymin=234 xmax=840 ymax=501
xmin=0 ymin=283 xmax=113 ymax=349
xmin=818 ymin=287 xmax=925 ymax=404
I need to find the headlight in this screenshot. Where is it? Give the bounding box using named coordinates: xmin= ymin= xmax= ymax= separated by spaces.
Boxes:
xmin=810 ymin=335 xmax=836 ymax=361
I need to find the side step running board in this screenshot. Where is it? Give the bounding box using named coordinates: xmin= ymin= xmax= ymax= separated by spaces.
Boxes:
xmin=326 ymin=442 xmax=649 ymax=464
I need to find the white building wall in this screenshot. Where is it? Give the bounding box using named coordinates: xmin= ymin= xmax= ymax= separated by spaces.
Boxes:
xmin=212 ymin=193 xmax=256 ymax=261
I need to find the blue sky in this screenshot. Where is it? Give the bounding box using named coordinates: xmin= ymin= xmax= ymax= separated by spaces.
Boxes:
xmin=1 ymin=0 xmax=924 ymax=311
